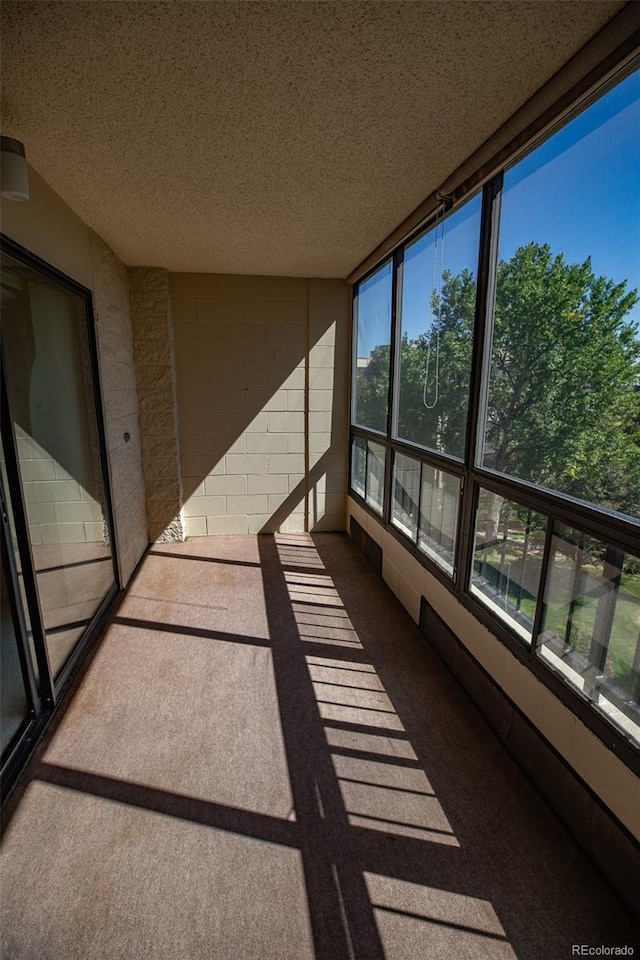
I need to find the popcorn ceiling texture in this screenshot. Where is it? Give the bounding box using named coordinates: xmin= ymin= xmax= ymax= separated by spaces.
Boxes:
xmin=172 ymin=275 xmax=350 ymax=536
xmin=89 ymin=232 xmax=148 ymax=584
xmin=129 ymin=268 xmax=185 ymax=543
xmin=0 ymin=1 xmax=626 ymax=278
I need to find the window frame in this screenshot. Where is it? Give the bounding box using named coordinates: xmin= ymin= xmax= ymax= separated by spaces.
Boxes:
xmin=348 ymin=59 xmax=640 ymax=775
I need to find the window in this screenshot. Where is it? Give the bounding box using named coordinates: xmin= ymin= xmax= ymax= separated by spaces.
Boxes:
xmin=349 ymin=62 xmax=640 ymax=757
xmin=539 ymin=526 xmax=640 ymax=746
xmin=353 ymin=261 xmax=393 ymax=434
xmin=470 ymin=490 xmax=546 ymax=643
xmin=481 ymin=70 xmax=640 ymax=521
xmin=396 ymin=194 xmax=482 ymax=459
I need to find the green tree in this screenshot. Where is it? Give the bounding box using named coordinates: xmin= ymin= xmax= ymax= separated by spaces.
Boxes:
xmin=356 ymin=242 xmax=640 ymax=519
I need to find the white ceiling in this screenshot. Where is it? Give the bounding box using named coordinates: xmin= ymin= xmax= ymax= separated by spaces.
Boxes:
xmin=0 ymin=1 xmax=628 ymax=277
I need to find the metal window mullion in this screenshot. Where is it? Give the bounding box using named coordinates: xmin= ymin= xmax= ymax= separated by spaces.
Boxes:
xmin=457 ymin=174 xmax=503 ymax=595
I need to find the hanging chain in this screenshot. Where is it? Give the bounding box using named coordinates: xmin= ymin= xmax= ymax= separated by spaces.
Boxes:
xmin=423 ymin=206 xmax=446 ymax=410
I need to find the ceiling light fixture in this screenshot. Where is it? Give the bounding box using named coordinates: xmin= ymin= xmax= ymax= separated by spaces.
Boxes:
xmin=1 ymin=136 xmax=30 ymax=201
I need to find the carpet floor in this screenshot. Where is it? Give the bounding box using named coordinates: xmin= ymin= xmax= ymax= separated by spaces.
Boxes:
xmin=1 ymin=532 xmax=638 ymax=959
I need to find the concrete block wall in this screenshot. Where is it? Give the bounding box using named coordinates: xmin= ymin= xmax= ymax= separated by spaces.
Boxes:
xmin=170 ymin=274 xmax=350 ymax=536
xmin=90 ymin=232 xmax=148 ymax=585
xmin=129 ymin=268 xmax=184 ymax=543
xmin=347 ymin=495 xmax=640 ymax=846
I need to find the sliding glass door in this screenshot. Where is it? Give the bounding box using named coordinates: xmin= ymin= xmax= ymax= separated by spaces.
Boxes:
xmin=1 ymin=237 xmax=118 ymax=789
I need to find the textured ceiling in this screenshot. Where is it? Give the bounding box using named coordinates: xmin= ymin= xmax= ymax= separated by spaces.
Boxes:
xmin=0 ymin=1 xmax=628 ymax=277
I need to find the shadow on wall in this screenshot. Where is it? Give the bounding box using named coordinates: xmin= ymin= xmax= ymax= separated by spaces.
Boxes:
xmin=170 ymin=276 xmax=350 ymax=536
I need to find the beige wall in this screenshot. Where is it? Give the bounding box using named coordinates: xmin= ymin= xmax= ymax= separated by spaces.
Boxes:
xmin=347 ymin=495 xmax=640 ymax=843
xmin=1 ymin=164 xmax=148 ymax=585
xmin=171 ymin=274 xmax=350 ymax=535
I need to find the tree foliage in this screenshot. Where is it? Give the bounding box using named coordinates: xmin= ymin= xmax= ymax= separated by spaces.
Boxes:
xmin=355 ymin=242 xmax=640 ymax=518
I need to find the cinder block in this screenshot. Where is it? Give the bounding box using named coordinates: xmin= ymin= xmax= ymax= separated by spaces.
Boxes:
xmin=288 ymin=473 xmax=305 ymax=493
xmin=267 ymin=323 xmax=306 ymax=346
xmin=184 ymin=516 xmax=207 ymax=537
xmin=146 ymin=477 xmax=181 ymax=502
xmin=280 ymin=367 xmax=305 ymax=390
xmin=174 ymin=343 xmax=199 ymax=367
xmin=200 ymin=389 xmax=246 ymax=412
xmin=204 ymin=475 xmax=248 ymax=496
xmin=219 ymin=322 xmax=266 ymax=345
xmin=250 ymin=391 xmax=287 ymax=413
xmin=226 ymin=494 xmax=268 ymax=515
xmin=225 ymin=453 xmax=267 ymax=475
xmin=267 ymin=454 xmax=305 ymax=474
xmin=282 ymin=515 xmax=306 ymax=533
xmin=246 ymin=433 xmax=289 ymax=454
xmin=286 ymin=302 xmax=308 ymax=324
xmin=382 ymin=556 xmax=400 ymax=596
xmin=309 ymin=278 xmax=350 ymax=301
xmin=169 ymin=273 xmax=220 ymax=298
xmin=171 ymin=297 xmax=197 ymax=322
xmin=26 ymin=502 xmax=60 ymax=524
xmin=267 ymin=412 xmax=304 ymax=434
xmin=182 ymin=494 xmax=226 ymax=518
xmin=286 ymin=390 xmax=305 ymax=411
xmin=268 ymin=492 xmax=288 ymax=511
xmin=217 ymin=275 xmax=265 ymax=299
xmin=61 ymin=500 xmax=103 ymax=523
xmin=308 ymin=345 xmax=335 ymax=368
xmin=309 ymin=367 xmax=334 ymax=390
xmin=248 ymin=474 xmax=289 ymax=494
xmin=179 ymin=434 xmax=203 ymax=456
xmin=309 ymin=412 xmax=332 ymax=432
xmin=309 ymin=390 xmax=333 ymax=412
xmin=206 ymin=514 xmax=249 ymax=534
xmin=288 ymin=434 xmax=305 ymax=454
xmin=248 ymin=514 xmax=274 ymax=534
xmin=34 ymin=480 xmax=81 ymax=502
xmin=19 ymin=459 xmax=56 ymax=482
xmin=41 ymin=522 xmax=85 ymax=544
xmin=84 ymin=521 xmax=106 ymax=542
xmin=182 ymin=455 xmax=224 ymax=480
xmin=263 ymin=277 xmax=308 ymax=300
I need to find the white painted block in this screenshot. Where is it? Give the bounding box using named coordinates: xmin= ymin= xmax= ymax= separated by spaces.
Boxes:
xmin=182 ymin=494 xmax=226 ymax=518
xmin=225 ymin=454 xmax=268 ymax=475
xmin=184 ymin=516 xmax=207 ymax=537
xmin=226 ymin=494 xmax=268 ymax=515
xmin=204 ymin=475 xmax=248 ymax=496
xmin=206 ymin=514 xmax=249 ymax=534
xmin=267 ymin=454 xmax=305 ymax=474
xmin=267 ymin=412 xmax=304 ymax=434
xmin=247 ymin=475 xmax=289 ymax=494
xmin=246 ymin=433 xmax=289 ymax=454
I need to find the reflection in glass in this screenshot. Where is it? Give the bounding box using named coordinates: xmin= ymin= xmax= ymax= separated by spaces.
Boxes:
xmin=418 ymin=466 xmax=460 ymax=576
xmin=397 ymin=193 xmax=481 ymax=458
xmin=351 ymin=437 xmax=366 ymax=498
xmin=482 ymin=69 xmax=640 ymax=521
xmin=353 ymin=262 xmax=393 ymax=433
xmin=539 ymin=526 xmax=640 ymax=745
xmin=365 ymin=441 xmax=385 ymax=516
xmin=1 ymin=533 xmax=30 ymax=758
xmin=470 ymin=489 xmax=546 ymax=642
xmin=391 ymin=453 xmax=420 ymax=541
xmin=1 ymin=253 xmax=115 ymax=679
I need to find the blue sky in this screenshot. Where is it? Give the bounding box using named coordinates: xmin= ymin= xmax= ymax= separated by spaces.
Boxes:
xmin=357 ymin=66 xmax=639 ymax=357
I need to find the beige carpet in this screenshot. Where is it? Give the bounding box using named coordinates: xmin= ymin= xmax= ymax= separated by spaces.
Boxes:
xmin=1 ymin=533 xmax=638 ymax=959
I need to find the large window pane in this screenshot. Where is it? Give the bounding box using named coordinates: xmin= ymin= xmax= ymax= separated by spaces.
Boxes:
xmin=470 ymin=489 xmax=546 ymax=642
xmin=482 ymin=69 xmax=640 ymax=521
xmin=1 ymin=252 xmax=116 ymax=679
xmin=418 ymin=466 xmax=460 ymax=576
xmin=351 ymin=437 xmax=366 ymax=498
xmin=365 ymin=441 xmax=386 ymax=516
xmin=396 ymin=193 xmax=481 ymax=458
xmin=353 ymin=262 xmax=393 ymax=433
xmin=538 ymin=526 xmax=639 ymax=746
xmin=391 ymin=453 xmax=420 ymax=541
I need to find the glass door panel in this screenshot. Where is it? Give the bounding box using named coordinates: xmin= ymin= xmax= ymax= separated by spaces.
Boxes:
xmin=1 ymin=528 xmax=31 ymax=759
xmin=1 ymin=250 xmax=116 ymax=680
